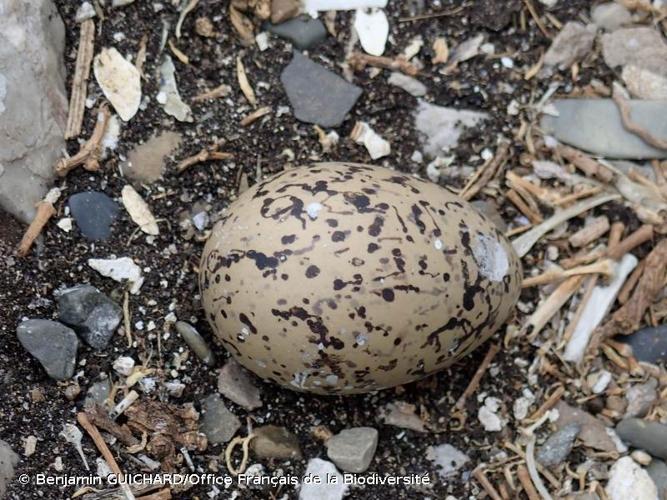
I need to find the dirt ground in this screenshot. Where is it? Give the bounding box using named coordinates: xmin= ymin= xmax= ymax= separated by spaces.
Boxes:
xmin=1 ymin=0 xmax=657 ymax=499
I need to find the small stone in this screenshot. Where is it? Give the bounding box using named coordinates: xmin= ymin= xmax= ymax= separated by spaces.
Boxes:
xmin=157 ymin=56 xmax=193 ymax=122
xmin=555 ymin=401 xmax=617 ymax=452
xmin=478 ymin=397 xmax=504 ymax=432
xmin=75 ymin=2 xmax=96 ymax=22
xmin=544 ymin=22 xmax=595 ymax=70
xmin=88 ymin=257 xmax=144 ymax=294
xmin=626 ymin=379 xmax=658 ymax=418
xmin=354 ymin=8 xmax=388 ymax=56
xmin=607 ymin=395 xmax=628 ymax=414
xmin=426 ymin=443 xmax=470 ymax=479
xmin=541 ymin=99 xmax=667 ymax=159
xmin=251 ymin=425 xmax=302 ymax=459
xmin=449 ymin=34 xmax=484 ymax=66
xmin=112 ymin=356 xmax=134 ymax=376
xmin=56 ymin=284 xmax=122 ymax=350
xmin=622 ymin=64 xmax=667 ymax=100
xmin=23 ymin=436 xmax=37 ymax=457
xmin=69 ymin=192 xmax=119 ymax=241
xmin=200 ymin=394 xmax=241 ymax=444
xmin=591 ymin=2 xmax=631 ymax=32
xmin=350 ymin=121 xmax=390 ymax=160
xmin=588 ymin=370 xmax=613 ymax=394
xmin=606 ymin=456 xmax=658 ymax=500
xmin=617 ymin=418 xmax=667 ymax=460
xmin=299 ymin=458 xmax=348 ymax=500
xmin=281 ymin=52 xmax=362 ymax=128
xmin=85 ymin=378 xmax=111 ymax=408
xmin=633 ymin=450 xmax=654 ymax=466
xmin=0 ymin=440 xmax=18 ymax=498
xmin=326 ymin=427 xmax=378 ymax=473
xmin=388 ymin=72 xmax=427 ymax=96
xmin=379 ymin=401 xmax=426 ymax=432
xmin=647 ymin=460 xmax=667 ymax=500
xmin=121 ymin=185 xmax=159 ymax=235
xmin=175 ymin=321 xmax=215 ymax=366
xmin=271 ymin=0 xmax=301 ymax=24
xmin=94 ymin=47 xmax=141 ymax=121
xmin=17 ymin=320 xmax=78 ymax=380
xmin=266 ymin=16 xmax=327 ymax=50
xmin=537 ymin=423 xmax=580 ymax=467
xmin=217 ymin=359 xmax=262 ymax=410
xmin=513 ymin=389 xmax=535 ymax=421
xmin=620 ymin=325 xmax=667 ymax=364
xmin=125 ymin=132 xmax=182 ymax=184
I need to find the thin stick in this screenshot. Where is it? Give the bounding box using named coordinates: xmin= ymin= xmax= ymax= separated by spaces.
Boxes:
xmin=507 ymin=189 xmax=543 ymax=224
xmin=522 ymin=0 xmax=551 ymax=38
xmin=473 ymin=468 xmax=503 ymax=500
xmin=347 ymin=52 xmax=419 ymax=76
xmin=240 ymin=106 xmax=271 ymax=127
xmin=608 ymin=222 xmax=625 ymax=253
xmin=123 ymin=291 xmax=132 ymax=348
xmin=524 ymin=435 xmax=553 ymax=500
xmin=398 ymin=5 xmax=464 ymax=22
xmin=517 ymin=464 xmax=541 ymax=500
xmin=607 ymin=224 xmax=654 ymax=260
xmin=617 ymin=259 xmax=645 ymax=304
xmin=65 ymin=19 xmax=95 ymax=139
xmin=525 ymin=276 xmax=585 ymax=337
xmin=522 ymin=259 xmax=614 ymax=288
xmin=461 ymin=142 xmax=510 ymax=201
xmin=554 ymin=186 xmax=604 ymax=207
xmin=454 ymin=344 xmax=500 ymax=411
xmin=556 ymin=144 xmax=614 ymax=183
xmin=613 ymin=88 xmax=667 ymax=150
xmin=192 ymin=83 xmax=231 ymax=102
xmin=562 ymin=275 xmax=598 ymax=344
xmin=56 ymin=104 xmax=111 ymax=177
xmin=77 ymin=412 xmax=136 ymax=500
xmin=526 ymin=386 xmax=564 ymax=422
xmin=176 ymin=142 xmax=233 ymax=173
xmin=224 ymin=434 xmax=255 ymax=476
xmin=17 ymin=188 xmax=61 ymax=257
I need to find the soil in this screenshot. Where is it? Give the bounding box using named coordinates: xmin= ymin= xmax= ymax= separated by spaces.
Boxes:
xmin=0 ymin=1 xmax=641 ymax=499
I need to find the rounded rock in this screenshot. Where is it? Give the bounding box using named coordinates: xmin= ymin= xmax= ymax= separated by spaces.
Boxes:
xmin=200 ymin=162 xmax=522 ymax=395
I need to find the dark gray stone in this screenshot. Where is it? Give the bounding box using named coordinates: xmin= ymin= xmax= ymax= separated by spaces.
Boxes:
xmin=17 ymin=319 xmax=78 ymax=380
xmin=217 ymin=359 xmax=261 ymax=410
xmin=69 ymin=192 xmax=119 ymax=241
xmin=326 ymin=427 xmax=378 ymax=473
xmin=648 ymin=459 xmax=667 ymax=500
xmin=56 ymin=284 xmax=122 ymax=350
xmin=281 ymin=52 xmax=362 ymax=128
xmin=541 ymin=99 xmax=667 ymax=159
xmin=617 ymin=418 xmax=667 ymax=460
xmin=0 ymin=439 xmax=18 ymax=499
xmin=266 ymin=16 xmax=327 ymax=50
xmin=199 ymin=394 xmax=240 ymax=444
xmin=251 ymin=425 xmax=302 ymax=459
xmin=619 ymin=325 xmax=667 ymax=364
xmin=537 ymin=423 xmax=581 ymax=467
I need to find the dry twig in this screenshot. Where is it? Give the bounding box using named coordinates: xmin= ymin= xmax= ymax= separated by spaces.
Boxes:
xmin=240 ymin=106 xmax=271 ymax=127
xmin=454 ymin=343 xmax=500 ymax=411
xmin=461 ymin=142 xmax=510 ymax=201
xmin=65 ymin=19 xmax=95 ymax=139
xmin=347 ymin=52 xmax=419 ymax=76
xmin=56 ymin=104 xmax=111 ymax=177
xmin=17 ymin=188 xmax=61 ymax=257
xmin=192 ymin=83 xmax=231 ymax=102
xmin=613 ymin=87 xmax=667 ymax=150
xmin=236 ymin=56 xmax=256 ymax=106
xmin=607 ymin=224 xmax=654 ymax=260
xmin=556 ymin=144 xmax=614 ymax=183
xmin=522 ymin=259 xmax=615 ymax=288
xmin=473 ymin=467 xmax=503 ymax=500
xmin=176 ymin=141 xmax=233 ymax=173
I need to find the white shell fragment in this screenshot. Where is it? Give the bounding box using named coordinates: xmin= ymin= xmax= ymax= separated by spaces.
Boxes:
xmin=93 ymin=48 xmax=141 ymax=121
xmin=113 ymin=356 xmax=135 ymax=376
xmin=157 ymin=56 xmax=193 ymax=122
xmin=88 ymin=257 xmax=144 ymax=294
xmin=354 ymin=9 xmax=389 ymax=57
xmin=350 ymin=121 xmax=390 ymax=160
xmin=121 ymin=185 xmax=159 ymax=235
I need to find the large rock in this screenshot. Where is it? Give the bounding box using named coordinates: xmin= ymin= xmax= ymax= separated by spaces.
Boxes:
xmin=0 ymin=0 xmax=67 ymax=224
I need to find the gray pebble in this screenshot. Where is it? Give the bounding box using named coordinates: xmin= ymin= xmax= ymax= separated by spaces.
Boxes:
xmin=217 ymin=359 xmax=262 ymax=410
xmin=266 ymin=16 xmax=327 ymax=50
xmin=281 ymin=52 xmax=362 ymax=128
xmin=199 ymin=394 xmax=240 ymax=444
xmin=648 ymin=459 xmax=667 ymax=500
xmin=17 ymin=319 xmax=78 ymax=380
xmin=56 ymin=284 xmax=122 ymax=350
xmin=0 ymin=440 xmax=18 ymax=498
xmin=326 ymin=427 xmax=378 ymax=473
xmin=85 ymin=378 xmax=111 ymax=408
xmin=619 ymin=325 xmax=667 ymax=364
xmin=591 ymin=2 xmax=631 ymax=32
xmin=251 ymin=425 xmax=302 ymax=459
xmin=175 ymin=321 xmax=215 ymax=366
xmin=625 ymin=379 xmax=658 ymax=418
xmin=68 ymin=192 xmax=119 ymax=241
xmin=617 ymin=418 xmax=667 ymax=460
xmin=537 ymin=423 xmax=581 ymax=467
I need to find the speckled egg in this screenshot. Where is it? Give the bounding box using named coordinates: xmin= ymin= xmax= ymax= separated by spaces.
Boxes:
xmin=200 ymin=162 xmax=521 ymax=395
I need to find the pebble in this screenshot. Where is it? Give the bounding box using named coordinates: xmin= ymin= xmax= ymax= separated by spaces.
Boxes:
xmin=157 ymin=56 xmax=193 ymax=122
xmin=266 ymin=16 xmax=327 ymax=50
xmin=299 ymin=458 xmax=348 ymax=500
xmin=647 ymin=460 xmax=667 ymax=500
xmin=280 ymin=51 xmax=362 ymax=128
xmin=88 ymin=257 xmax=144 ymax=294
xmin=617 ymin=418 xmax=667 ymax=460
xmin=588 ymin=370 xmax=612 ymax=394
xmin=555 ymin=401 xmax=617 ymax=452
xmin=544 ymin=21 xmax=595 ymax=70
xmin=536 ymin=423 xmax=580 ymax=467
xmin=125 ymin=132 xmax=182 ymax=184
xmin=449 ymin=34 xmax=484 ymax=66
xmin=199 ymin=394 xmax=241 ymax=444
xmin=540 ymin=99 xmax=667 ymax=159
xmin=414 ymin=100 xmax=488 ymax=157
xmin=388 ymin=72 xmax=427 ymax=97
xmin=68 ymin=192 xmax=119 ymax=241
xmin=478 ymin=397 xmax=504 ymax=432
xmin=633 ymin=450 xmax=654 ymax=466
xmin=217 ymin=358 xmax=262 ymax=410
xmin=93 ymin=47 xmax=141 ymax=121
xmin=379 ymin=402 xmax=426 ymax=432
xmin=591 ymin=2 xmax=631 ymax=32
xmin=271 ymin=0 xmax=301 ymax=24
xmin=112 ymin=356 xmax=135 ymax=376
xmin=351 ymin=121 xmax=391 ymax=160
xmin=0 ymin=0 xmax=67 ymax=224
xmin=175 ymin=321 xmax=215 ymax=366
xmin=0 ymin=440 xmax=18 ymax=498
xmin=354 ymin=8 xmax=388 ymax=56
xmin=426 ymin=443 xmax=470 ymax=479
xmin=326 ymin=427 xmax=378 ymax=473
xmin=251 ymin=425 xmax=302 ymax=459
xmin=121 ymin=185 xmax=159 ymax=236
xmin=619 ymin=325 xmax=667 ymax=364
xmin=56 ymin=284 xmax=122 ymax=350
xmin=85 ymin=378 xmax=111 ymax=408
xmin=606 ymin=456 xmax=658 ymax=500
xmin=75 ymin=1 xmax=96 ymax=22
xmin=17 ymin=319 xmax=78 ymax=380
xmin=625 ymin=379 xmax=658 ymax=418
xmin=512 ymin=388 xmax=535 ymax=420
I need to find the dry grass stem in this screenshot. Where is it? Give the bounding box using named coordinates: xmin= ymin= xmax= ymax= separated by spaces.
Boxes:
xmin=65 ymin=19 xmax=95 ymax=139
xmin=56 ymin=104 xmax=111 ymax=177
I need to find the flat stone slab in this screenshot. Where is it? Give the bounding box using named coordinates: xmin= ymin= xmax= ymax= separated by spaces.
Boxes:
xmin=69 ymin=192 xmax=119 ymax=241
xmin=541 ymin=99 xmax=667 ymax=159
xmin=17 ymin=319 xmax=78 ymax=380
xmin=281 ymin=52 xmax=362 ymax=128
